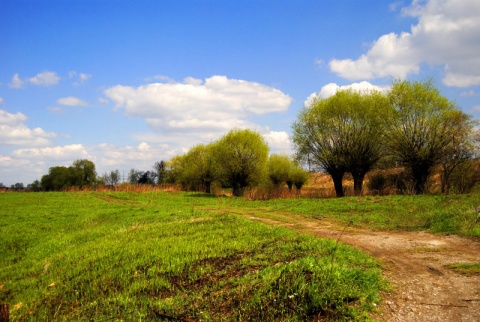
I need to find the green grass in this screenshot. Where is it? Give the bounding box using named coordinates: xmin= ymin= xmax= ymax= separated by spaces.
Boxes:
xmin=0 ymin=192 xmax=383 ymax=321
xmin=222 ymin=194 xmax=480 ymax=237
xmin=445 ymin=262 xmax=480 ymax=276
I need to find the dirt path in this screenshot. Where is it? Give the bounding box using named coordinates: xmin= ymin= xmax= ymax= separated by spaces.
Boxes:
xmin=232 ymin=210 xmax=480 ymax=321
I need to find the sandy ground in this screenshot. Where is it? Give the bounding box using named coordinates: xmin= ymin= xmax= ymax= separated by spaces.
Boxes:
xmin=245 ymin=213 xmax=480 ymax=321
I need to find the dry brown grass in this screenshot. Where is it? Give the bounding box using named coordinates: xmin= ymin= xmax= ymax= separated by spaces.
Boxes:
xmin=65 ymin=183 xmax=182 ymax=193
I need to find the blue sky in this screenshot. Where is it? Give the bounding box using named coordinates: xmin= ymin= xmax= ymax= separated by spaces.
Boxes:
xmin=1 ymin=0 xmax=480 ymax=186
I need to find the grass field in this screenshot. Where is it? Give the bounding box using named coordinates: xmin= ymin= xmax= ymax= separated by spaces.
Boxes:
xmin=1 ymin=190 xmax=479 ymax=321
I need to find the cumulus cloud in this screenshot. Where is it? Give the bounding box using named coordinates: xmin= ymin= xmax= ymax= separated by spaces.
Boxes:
xmin=57 ymin=96 xmax=88 ymax=107
xmin=263 ymin=130 xmax=292 ymax=154
xmin=328 ymin=0 xmax=480 ymax=87
xmin=9 ymin=71 xmax=61 ymax=88
xmin=104 ymin=75 xmax=292 ymax=136
xmin=0 ymin=109 xmax=58 ymax=146
xmin=304 ymin=81 xmax=390 ymax=106
xmin=28 ymin=71 xmax=61 ymax=86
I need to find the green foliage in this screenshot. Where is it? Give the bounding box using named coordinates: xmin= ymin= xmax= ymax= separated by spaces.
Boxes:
xmin=72 ymin=159 xmax=97 ymax=187
xmin=291 ymin=79 xmax=478 ymax=196
xmin=293 ymin=89 xmax=390 ymax=197
xmin=41 ymin=159 xmax=97 ymax=191
xmin=26 ymin=180 xmax=42 ymax=192
xmin=386 ymin=79 xmax=473 ymax=194
xmin=153 ymin=160 xmax=167 ymax=184
xmin=0 ymin=192 xmax=383 ymax=321
xmin=177 ymin=144 xmax=218 ymax=193
xmin=268 ymin=154 xmax=293 ymax=187
xmin=213 ymin=129 xmax=269 ymax=196
xmin=448 ymin=160 xmax=480 ymax=194
xmin=289 ymin=165 xmax=309 ymax=192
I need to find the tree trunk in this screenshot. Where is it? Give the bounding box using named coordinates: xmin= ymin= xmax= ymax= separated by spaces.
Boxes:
xmin=411 ymin=164 xmax=431 ymax=194
xmin=330 ymin=171 xmax=345 ymax=197
xmin=352 ymin=173 xmax=366 ymax=196
xmin=205 ymin=181 xmax=211 ymax=194
xmin=286 ymin=180 xmax=293 ymax=191
xmin=232 ymin=184 xmax=243 ymax=197
xmin=440 ymin=167 xmax=451 ymax=194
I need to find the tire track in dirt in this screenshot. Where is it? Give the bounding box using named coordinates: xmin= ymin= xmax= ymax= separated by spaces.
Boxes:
xmin=209 ymin=207 xmax=480 ymax=321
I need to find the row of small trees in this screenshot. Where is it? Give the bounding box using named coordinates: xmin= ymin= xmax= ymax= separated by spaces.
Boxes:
xmin=165 ymin=129 xmax=308 ymax=196
xmin=293 ymin=79 xmax=478 ymax=196
xmin=32 ymin=130 xmax=308 ymax=196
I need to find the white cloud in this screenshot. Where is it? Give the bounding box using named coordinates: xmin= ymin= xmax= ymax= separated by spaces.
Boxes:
xmin=12 ymin=144 xmax=89 ymax=160
xmin=263 ymin=130 xmax=292 ymax=155
xmin=104 ymin=75 xmax=292 ymax=136
xmin=28 ymin=71 xmax=61 ymax=86
xmin=9 ymin=71 xmax=61 ymax=88
xmin=304 ymin=81 xmax=390 ymax=106
xmin=329 ymin=0 xmax=480 ymax=87
xmin=0 ymin=97 xmax=3 ymax=104
xmin=92 ymin=142 xmax=181 ymax=174
xmin=0 ymin=109 xmax=57 ymax=146
xmin=57 ymin=96 xmax=88 ymax=107
xmin=9 ymin=73 xmax=24 ymax=89
xmin=0 ymin=109 xmax=27 ymax=125
xmin=0 ymin=141 xmax=181 ymax=185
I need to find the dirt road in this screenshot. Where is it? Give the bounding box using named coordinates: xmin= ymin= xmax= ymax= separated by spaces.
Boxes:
xmin=244 ymin=212 xmax=480 ymax=321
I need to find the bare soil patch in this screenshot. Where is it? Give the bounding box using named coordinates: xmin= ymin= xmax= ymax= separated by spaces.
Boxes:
xmin=243 ymin=212 xmax=480 ymax=321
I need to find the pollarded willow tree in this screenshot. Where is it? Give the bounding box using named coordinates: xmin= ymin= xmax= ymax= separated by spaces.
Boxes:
xmin=385 ymin=79 xmax=474 ymax=194
xmin=179 ymin=143 xmax=219 ymax=193
xmin=268 ymin=154 xmax=294 ymax=188
xmin=293 ymin=89 xmax=390 ymax=197
xmin=268 ymin=153 xmax=309 ymax=192
xmin=213 ymin=128 xmax=269 ymax=197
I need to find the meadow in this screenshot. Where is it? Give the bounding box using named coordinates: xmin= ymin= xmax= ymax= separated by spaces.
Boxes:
xmin=1 ymin=190 xmax=479 ymax=321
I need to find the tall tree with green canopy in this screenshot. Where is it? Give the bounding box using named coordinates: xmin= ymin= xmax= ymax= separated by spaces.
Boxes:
xmin=213 ymin=129 xmax=269 ymax=196
xmin=293 ymin=89 xmax=390 ymax=197
xmin=72 ymin=159 xmax=97 ymax=187
xmin=180 ymin=143 xmax=219 ymax=193
xmin=385 ymin=79 xmax=472 ymax=194
xmin=41 ymin=159 xmax=97 ymax=191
